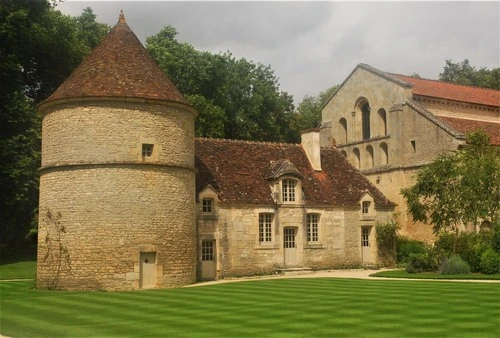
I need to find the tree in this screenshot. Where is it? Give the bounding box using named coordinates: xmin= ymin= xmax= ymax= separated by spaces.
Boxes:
xmin=439 ymin=59 xmax=500 ymax=90
xmin=0 ymin=1 xmax=109 ymax=252
xmin=146 ymin=26 xmax=296 ymax=142
xmin=401 ymin=131 xmax=500 ymax=249
xmin=291 ymin=85 xmax=338 ymax=132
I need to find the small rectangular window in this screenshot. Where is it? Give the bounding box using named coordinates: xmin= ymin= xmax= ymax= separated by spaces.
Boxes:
xmin=202 ymin=199 xmax=213 ymax=214
xmin=411 ymin=140 xmax=416 ymax=152
xmin=362 ymin=201 xmax=371 ymax=214
xmin=307 ymin=214 xmax=319 ymax=242
xmin=259 ymin=213 xmax=273 ymax=243
xmin=142 ymin=143 xmax=154 ymax=157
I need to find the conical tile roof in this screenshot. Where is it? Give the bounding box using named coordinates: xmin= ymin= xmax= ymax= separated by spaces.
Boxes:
xmin=42 ymin=11 xmax=187 ymax=106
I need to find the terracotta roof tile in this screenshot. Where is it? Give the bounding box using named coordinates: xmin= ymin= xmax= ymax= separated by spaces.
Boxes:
xmin=436 ymin=116 xmax=500 ymax=145
xmin=42 ymin=11 xmax=186 ymax=105
xmin=392 ymin=74 xmax=500 ymax=107
xmin=195 ymin=138 xmax=395 ymax=207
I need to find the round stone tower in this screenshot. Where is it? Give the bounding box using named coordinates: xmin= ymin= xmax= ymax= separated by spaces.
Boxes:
xmin=37 ymin=12 xmax=197 ymax=290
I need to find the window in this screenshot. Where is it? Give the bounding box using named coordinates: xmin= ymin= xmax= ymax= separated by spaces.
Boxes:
xmin=411 ymin=140 xmax=416 ymax=152
xmin=201 ymin=240 xmax=214 ymax=261
xmin=362 ymin=201 xmax=371 ymax=214
xmin=142 ymin=143 xmax=154 ymax=157
xmin=282 ymin=179 xmax=296 ymax=202
xmin=306 ymin=214 xmax=319 ymax=242
xmin=202 ymin=198 xmax=213 ymax=214
xmin=362 ymin=103 xmax=371 ymax=140
xmin=259 ymin=213 xmax=273 ymax=242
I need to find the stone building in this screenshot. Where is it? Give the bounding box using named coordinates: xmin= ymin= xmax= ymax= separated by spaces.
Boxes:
xmin=195 ymin=132 xmax=395 ymax=280
xmin=37 ymin=15 xmax=396 ymax=290
xmin=37 ymin=12 xmax=198 ymax=290
xmin=320 ymin=64 xmax=500 ymax=242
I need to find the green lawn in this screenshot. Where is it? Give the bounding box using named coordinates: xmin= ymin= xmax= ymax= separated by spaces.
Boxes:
xmin=1 ymin=278 xmax=499 ymax=337
xmin=0 ymin=259 xmax=36 ymax=280
xmin=371 ymin=269 xmax=500 ymax=280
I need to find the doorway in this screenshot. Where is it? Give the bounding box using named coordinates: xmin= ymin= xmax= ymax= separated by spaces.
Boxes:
xmin=201 ymin=240 xmax=216 ymax=280
xmin=284 ymin=227 xmax=297 ymax=266
xmin=139 ymin=252 xmax=156 ymax=289
xmin=361 ymin=227 xmax=371 ymax=264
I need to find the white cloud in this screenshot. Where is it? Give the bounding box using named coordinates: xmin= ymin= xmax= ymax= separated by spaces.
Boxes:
xmin=57 ymin=1 xmax=499 ymax=103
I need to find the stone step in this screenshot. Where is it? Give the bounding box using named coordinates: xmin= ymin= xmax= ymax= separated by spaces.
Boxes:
xmin=364 ymin=264 xmax=380 ymax=270
xmin=276 ymin=267 xmax=313 ymax=276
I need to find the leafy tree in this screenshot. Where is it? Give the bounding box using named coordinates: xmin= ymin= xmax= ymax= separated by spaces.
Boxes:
xmin=439 ymin=59 xmax=500 ymax=90
xmin=291 ymin=85 xmax=338 ymax=132
xmin=401 ymin=131 xmax=500 ymax=251
xmin=146 ymin=26 xmax=296 ymax=142
xmin=0 ymin=1 xmax=108 ymax=252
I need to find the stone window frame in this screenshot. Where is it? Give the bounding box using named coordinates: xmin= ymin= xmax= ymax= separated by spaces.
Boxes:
xmin=198 ymin=185 xmax=219 ymax=220
xmin=258 ymin=213 xmax=273 ymax=243
xmin=306 ymin=213 xmax=320 ymax=243
xmin=359 ymin=194 xmax=376 ymax=220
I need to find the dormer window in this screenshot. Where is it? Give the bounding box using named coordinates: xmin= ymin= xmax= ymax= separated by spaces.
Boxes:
xmin=282 ymin=179 xmax=296 ymax=202
xmin=202 ymin=198 xmax=213 ymax=214
xmin=362 ymin=201 xmax=371 ymax=214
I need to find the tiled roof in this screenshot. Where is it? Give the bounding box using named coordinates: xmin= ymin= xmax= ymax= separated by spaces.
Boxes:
xmin=436 ymin=116 xmax=500 ymax=146
xmin=391 ymin=74 xmax=500 ymax=107
xmin=42 ymin=11 xmax=186 ymax=106
xmin=195 ymin=138 xmax=395 ymax=207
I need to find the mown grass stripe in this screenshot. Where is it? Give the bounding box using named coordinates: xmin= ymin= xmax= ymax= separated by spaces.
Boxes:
xmin=1 ymin=278 xmax=499 ymax=337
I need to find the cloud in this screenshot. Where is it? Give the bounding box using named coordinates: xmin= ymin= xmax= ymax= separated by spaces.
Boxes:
xmin=57 ymin=1 xmax=499 ymax=103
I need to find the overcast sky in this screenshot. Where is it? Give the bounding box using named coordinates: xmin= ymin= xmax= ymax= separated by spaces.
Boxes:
xmin=57 ymin=1 xmax=500 ymax=104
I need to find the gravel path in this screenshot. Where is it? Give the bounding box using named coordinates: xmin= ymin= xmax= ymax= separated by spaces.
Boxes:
xmin=184 ymin=268 xmax=500 ymax=287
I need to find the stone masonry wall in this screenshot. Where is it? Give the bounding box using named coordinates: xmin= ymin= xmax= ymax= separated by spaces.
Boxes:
xmin=41 ymin=101 xmax=195 ymax=168
xmin=201 ymin=203 xmax=394 ymax=278
xmin=38 ymin=100 xmax=196 ymax=290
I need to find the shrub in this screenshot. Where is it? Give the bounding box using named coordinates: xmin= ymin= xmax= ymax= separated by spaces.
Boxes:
xmin=397 ymin=236 xmax=428 ymax=265
xmin=376 ymin=221 xmax=399 ymax=267
xmin=438 ymin=255 xmax=471 ymax=275
xmin=435 ymin=231 xmax=493 ymax=272
xmin=480 ymin=248 xmax=500 ymax=274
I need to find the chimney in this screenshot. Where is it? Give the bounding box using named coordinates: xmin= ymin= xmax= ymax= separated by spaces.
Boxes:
xmin=301 ymin=128 xmax=322 ymax=171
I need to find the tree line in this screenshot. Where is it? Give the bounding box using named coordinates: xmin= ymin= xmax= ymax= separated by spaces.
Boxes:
xmin=1 ymin=0 xmax=498 ymax=253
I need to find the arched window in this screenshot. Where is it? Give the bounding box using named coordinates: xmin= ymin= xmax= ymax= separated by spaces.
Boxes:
xmin=353 ymin=148 xmax=360 ymax=169
xmin=339 ymin=118 xmax=348 ymax=143
xmin=361 ymin=103 xmax=371 ymax=140
xmin=378 ymin=108 xmax=387 ymax=136
xmin=380 ymin=142 xmax=388 ymax=165
xmin=366 ymin=145 xmax=374 ymax=168
xmin=341 ymin=150 xmax=347 ymax=158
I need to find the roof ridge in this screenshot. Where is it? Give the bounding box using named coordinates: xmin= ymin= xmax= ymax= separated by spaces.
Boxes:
xmin=195 ymin=137 xmax=300 ymax=146
xmin=391 ymin=73 xmax=500 ymax=93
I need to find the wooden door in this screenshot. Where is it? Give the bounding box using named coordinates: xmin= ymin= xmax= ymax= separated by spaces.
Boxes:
xmin=140 ymin=252 xmax=156 ymax=289
xmin=201 ymin=240 xmax=216 ymax=280
xmin=284 ymin=228 xmax=297 ymax=266
xmin=361 ymin=227 xmax=371 ymax=264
